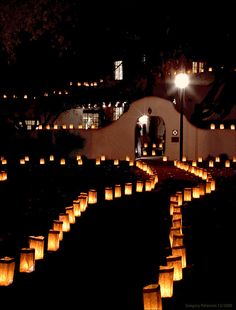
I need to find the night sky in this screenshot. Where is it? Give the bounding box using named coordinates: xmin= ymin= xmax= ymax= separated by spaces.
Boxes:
xmin=1 ymin=0 xmax=236 ymax=88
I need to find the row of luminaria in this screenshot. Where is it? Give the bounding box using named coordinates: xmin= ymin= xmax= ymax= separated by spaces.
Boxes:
xmin=0 ymin=159 xmax=157 ymax=286
xmin=143 ymin=161 xmax=216 ymax=309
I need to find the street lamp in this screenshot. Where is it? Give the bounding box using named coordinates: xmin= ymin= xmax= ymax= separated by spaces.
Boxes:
xmin=175 ymin=73 xmax=189 ymax=161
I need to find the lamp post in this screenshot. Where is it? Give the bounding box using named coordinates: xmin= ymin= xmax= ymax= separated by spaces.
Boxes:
xmin=175 ymin=73 xmax=189 ymax=161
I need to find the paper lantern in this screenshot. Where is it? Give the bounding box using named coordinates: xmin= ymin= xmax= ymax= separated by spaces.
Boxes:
xmin=144 ymin=143 xmax=148 ymax=148
xmin=169 ymin=201 xmax=178 ymax=216
xmin=220 ymin=123 xmax=224 ymax=130
xmin=205 ymin=181 xmax=212 ymax=194
xmin=143 ymin=150 xmax=147 ymax=156
xmin=114 ymin=159 xmax=119 ymax=166
xmin=145 ymin=179 xmax=152 ymax=192
xmin=78 ymin=193 xmax=88 ymax=211
xmin=172 ymin=245 xmax=187 ymax=268
xmin=192 ymin=186 xmax=200 ymax=199
xmin=49 ymin=155 xmax=54 ymax=161
xmin=136 ymin=180 xmax=144 ymax=192
xmin=65 ymin=206 xmax=76 ymax=224
xmin=198 ymin=157 xmax=203 ymax=163
xmin=28 ymin=236 xmax=45 ymax=260
xmin=19 ymin=248 xmax=35 ymax=273
xmin=183 ymin=188 xmax=192 ymax=202
xmin=20 ymin=159 xmax=26 ymax=165
xmin=73 ymin=201 xmax=81 ymax=217
xmin=158 ymin=266 xmax=174 ymax=298
xmin=114 ymin=184 xmax=122 ymax=198
xmin=69 ymin=124 xmax=74 ymax=129
xmin=210 ymin=123 xmax=215 ymax=130
xmin=88 ymin=189 xmax=97 ymax=204
xmin=96 ymin=158 xmax=101 ymax=165
xmin=77 ymin=159 xmax=83 ymax=165
xmin=215 ymin=156 xmax=220 ymax=162
xmin=143 ymin=283 xmax=162 ymax=310
xmin=124 ymin=182 xmax=132 ymax=195
xmin=59 ymin=213 xmax=70 ymax=232
xmin=169 ymin=227 xmax=181 ymax=247
xmin=162 ymin=156 xmax=167 ymax=162
xmin=172 ymin=233 xmax=184 ymax=247
xmin=199 ymin=183 xmax=205 ymax=196
xmin=172 ymin=219 xmax=182 ymax=233
xmin=125 ymin=156 xmax=130 ymax=161
xmin=191 ymin=160 xmax=197 ymax=167
xmin=62 ymin=124 xmax=67 ymax=129
xmin=53 ymin=220 xmax=63 ymax=241
xmin=24 ymin=156 xmax=30 ymax=161
xmin=0 ymin=257 xmax=15 ymax=286
xmin=230 ymin=124 xmax=235 ymax=130
xmin=225 ymin=160 xmax=230 ymax=167
xmin=40 ymin=158 xmax=45 ymax=165
xmin=129 ymin=160 xmax=134 ymax=166
xmin=78 ymin=124 xmax=83 ymax=129
xmin=172 ymin=212 xmax=182 ymax=225
xmin=105 ymin=187 xmax=113 ymax=200
xmin=152 ymin=150 xmax=156 ymax=156
xmin=208 ymin=160 xmax=214 ymax=167
xmin=101 ymin=155 xmax=106 ymax=161
xmin=54 ymin=124 xmax=58 ymax=130
xmin=46 ymin=124 xmax=50 ymax=130
xmin=47 ymin=230 xmax=60 ymax=251
xmin=60 ymin=158 xmax=66 ymax=165
xmin=166 ymin=255 xmax=183 ymax=281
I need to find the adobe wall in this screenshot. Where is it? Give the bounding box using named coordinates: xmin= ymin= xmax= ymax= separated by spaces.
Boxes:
xmin=56 ymin=97 xmax=236 ymax=160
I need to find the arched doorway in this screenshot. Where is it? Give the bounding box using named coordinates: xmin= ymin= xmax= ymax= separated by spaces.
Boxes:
xmin=135 ymin=115 xmax=166 ymax=158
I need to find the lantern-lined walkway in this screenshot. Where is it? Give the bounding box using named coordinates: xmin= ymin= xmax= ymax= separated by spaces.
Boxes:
xmin=0 ymin=161 xmax=234 ymax=309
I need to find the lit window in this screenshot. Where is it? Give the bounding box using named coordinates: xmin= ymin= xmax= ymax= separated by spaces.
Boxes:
xmin=199 ymin=62 xmax=204 ymax=73
xmin=192 ymin=62 xmax=198 ymax=74
xmin=114 ymin=60 xmax=123 ymax=80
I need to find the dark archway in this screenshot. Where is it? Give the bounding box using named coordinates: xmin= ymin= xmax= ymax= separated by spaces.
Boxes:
xmin=135 ymin=115 xmax=166 ymax=158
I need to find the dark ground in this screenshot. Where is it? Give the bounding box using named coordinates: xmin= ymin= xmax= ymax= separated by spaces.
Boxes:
xmin=0 ymin=160 xmax=234 ymax=309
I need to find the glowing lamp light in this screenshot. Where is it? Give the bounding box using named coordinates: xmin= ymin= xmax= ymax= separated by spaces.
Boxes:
xmin=215 ymin=156 xmax=220 ymax=162
xmin=28 ymin=236 xmax=45 ymax=260
xmin=40 ymin=158 xmax=45 ymax=165
xmin=169 ymin=227 xmax=181 ymax=247
xmin=78 ymin=193 xmax=88 ymax=211
xmin=19 ymin=248 xmax=35 ymax=273
xmin=192 ymin=186 xmax=200 ymax=199
xmin=125 ymin=182 xmax=132 ymax=195
xmin=172 ymin=245 xmax=187 ymax=268
xmin=73 ymin=201 xmax=81 ymax=217
xmin=96 ymin=158 xmax=101 ymax=165
xmin=20 ymin=159 xmax=26 ymax=165
xmin=62 ymin=124 xmax=67 ymax=129
xmin=220 ymin=124 xmax=224 ymax=130
xmin=162 ymin=156 xmax=167 ymax=162
xmin=152 ymin=150 xmax=156 ymax=156
xmin=114 ymin=159 xmax=119 ymax=166
xmin=166 ymin=255 xmax=183 ymax=281
xmin=0 ymin=257 xmax=15 ymax=286
xmin=143 ymin=283 xmax=162 ymax=310
xmin=69 ymin=124 xmax=74 ymax=129
xmin=65 ymin=206 xmax=76 ymax=224
xmin=210 ymin=123 xmax=215 ymax=130
xmin=145 ymin=179 xmax=152 ymax=192
xmin=129 ymin=160 xmax=134 ymax=166
xmin=77 ymin=159 xmax=83 ymax=165
xmin=88 ymin=189 xmax=97 ymax=204
xmin=59 ymin=213 xmax=70 ymax=232
xmin=105 ymin=187 xmax=113 ymax=200
xmin=225 ymin=160 xmax=230 ymax=167
xmin=158 ymin=266 xmax=174 ymax=298
xmin=60 ymin=158 xmax=66 ymax=165
xmin=230 ymin=124 xmax=235 ymax=130
xmin=183 ymin=188 xmax=192 ymax=201
xmin=46 ymin=124 xmax=50 ymax=130
xmin=53 ymin=220 xmax=63 ymax=241
xmin=54 ymin=124 xmax=58 ymax=130
xmin=136 ymin=180 xmax=144 ymax=192
xmin=47 ymin=230 xmax=60 ymax=251
xmin=49 ymin=155 xmax=54 ymax=161
xmin=209 ymin=160 xmax=214 ymax=167
xmin=101 ymin=155 xmax=106 ymax=161
xmin=125 ymin=156 xmax=130 ymax=161
xmin=114 ymin=184 xmax=122 ymax=198
xmin=175 ymin=73 xmax=189 ymax=89
xmin=172 ymin=233 xmax=184 ymax=247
